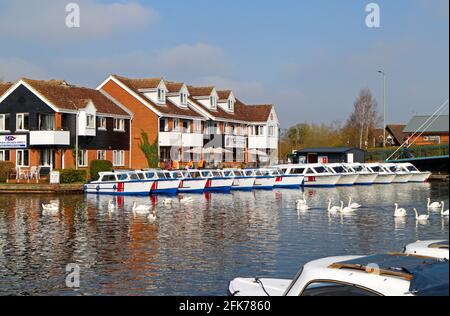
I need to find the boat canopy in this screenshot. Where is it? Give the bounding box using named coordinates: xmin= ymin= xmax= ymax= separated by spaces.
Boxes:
xmin=429 ymin=241 xmax=449 ymax=249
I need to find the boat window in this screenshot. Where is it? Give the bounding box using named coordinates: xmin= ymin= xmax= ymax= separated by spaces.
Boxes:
xmin=305 ymin=168 xmax=313 ymax=174
xmin=291 ymin=168 xmax=305 ymax=175
xmin=223 ymin=171 xmax=233 ymax=177
xmin=190 ymin=172 xmax=201 ymax=179
xmin=407 ymin=166 xmax=418 ymax=172
xmin=101 ymin=174 xmax=116 ymax=182
xmin=164 ymin=172 xmax=173 ymax=179
xmin=157 ymin=172 xmax=166 ymax=179
xmin=314 ymin=167 xmax=328 ymax=174
xmin=371 ymin=166 xmax=382 ymax=172
xmin=281 ymin=169 xmax=287 ymax=175
xmin=129 ymin=173 xmax=139 ymax=180
xmin=255 ymin=170 xmax=263 ymax=176
xmin=201 ymin=171 xmax=211 ymax=178
xmin=353 ymin=166 xmax=363 ymax=172
xmin=300 ymin=282 xmax=380 ymax=297
xmin=387 ymin=166 xmax=397 ymax=172
xmin=172 ymin=172 xmax=183 ymax=179
xmin=244 ymin=170 xmax=254 ymax=177
xmin=117 ymin=174 xmax=128 ymax=181
xmin=234 ymin=171 xmax=243 ymax=177
xmin=136 ymin=173 xmax=145 ymax=180
xmin=212 ymin=171 xmax=222 ymax=177
xmin=145 ymin=172 xmax=155 ymax=179
xmin=332 ymin=166 xmax=346 ymax=173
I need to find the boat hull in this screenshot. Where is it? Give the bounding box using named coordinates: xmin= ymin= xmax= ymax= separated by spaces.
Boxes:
xmin=335 ymin=174 xmax=359 ymax=186
xmin=392 ymin=173 xmax=413 ymax=183
xmin=409 ymin=172 xmax=432 ymax=183
xmin=274 ymin=175 xmax=304 ymax=189
xmin=84 ymin=180 xmax=153 ymax=196
xmin=231 ymin=177 xmax=256 ymax=191
xmin=373 ymin=174 xmax=396 ymax=184
xmin=354 ymin=173 xmax=378 ymax=185
xmin=303 ymin=174 xmax=341 ymax=187
xmin=253 ymin=176 xmax=276 ymax=190
xmin=178 ymin=179 xmax=207 ymax=193
xmin=204 ymin=178 xmax=234 ymax=192
xmin=150 ymin=180 xmax=180 ymax=195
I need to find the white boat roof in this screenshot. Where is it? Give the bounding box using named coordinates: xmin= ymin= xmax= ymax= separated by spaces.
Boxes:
xmin=404 ymin=240 xmax=449 ymax=260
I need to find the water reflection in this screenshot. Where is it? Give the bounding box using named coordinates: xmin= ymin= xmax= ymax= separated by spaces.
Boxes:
xmin=0 ymin=182 xmax=448 ymax=295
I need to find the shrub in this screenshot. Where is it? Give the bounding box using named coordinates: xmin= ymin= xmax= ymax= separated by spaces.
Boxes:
xmin=90 ymin=160 xmax=113 ymax=180
xmin=0 ymin=161 xmax=15 ymax=183
xmin=59 ymin=169 xmax=87 ymax=184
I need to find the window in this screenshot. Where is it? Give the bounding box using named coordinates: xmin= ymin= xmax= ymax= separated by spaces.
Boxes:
xmin=114 ymin=119 xmax=125 ymax=131
xmin=232 ymin=124 xmax=238 ymax=135
xmin=39 ymin=114 xmax=55 ymax=131
xmin=16 ymin=113 xmax=29 ymax=131
xmin=236 ymin=148 xmax=244 ymax=162
xmin=182 ymin=120 xmax=191 ymax=133
xmin=225 ymin=123 xmax=230 ymax=135
xmin=113 ymin=150 xmax=125 ymax=166
xmin=0 ymin=150 xmax=10 ymax=161
xmin=300 ymin=282 xmax=380 ymax=296
xmin=160 ymin=118 xmax=169 ymax=132
xmin=16 ymin=150 xmax=29 ymax=167
xmin=97 ymin=150 xmax=106 ymax=160
xmin=228 ymin=99 xmax=234 ymax=111
xmin=40 ymin=149 xmax=53 ymax=167
xmin=268 ymin=126 xmax=275 ymax=137
xmin=77 ymin=150 xmax=88 ymax=167
xmin=194 ymin=120 xmax=202 ymax=133
xmin=86 ymin=114 xmax=95 ymax=129
xmin=173 ymin=118 xmax=180 ymax=132
xmin=182 ymin=147 xmax=191 ymax=162
xmin=180 ymin=92 xmax=187 ymax=106
xmin=210 ymin=95 xmax=217 ymax=109
xmin=98 ymin=117 xmax=107 ymax=130
xmin=0 ymin=114 xmax=10 ymax=131
xmin=158 ymin=88 xmax=166 ymax=102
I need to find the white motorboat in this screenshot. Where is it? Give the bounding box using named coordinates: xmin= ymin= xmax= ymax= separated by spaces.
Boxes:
xmin=381 ymin=163 xmax=413 ymax=183
xmin=243 ymin=169 xmax=276 ymax=190
xmin=325 ymin=163 xmax=359 ymax=186
xmin=364 ymin=163 xmax=396 ymax=184
xmin=272 ymin=165 xmax=305 ymax=188
xmin=229 ymin=252 xmax=448 ymax=296
xmin=199 ymin=170 xmax=234 ymax=192
xmin=136 ymin=169 xmax=180 ymax=195
xmin=170 ymin=170 xmax=208 ymax=193
xmin=223 ymin=169 xmax=256 ymax=191
xmin=396 ymin=163 xmax=432 ymax=183
xmin=85 ymin=171 xmax=153 ymax=196
xmin=280 ymin=164 xmax=340 ymax=187
xmin=343 ymin=163 xmax=378 ymax=185
xmin=402 ymin=240 xmax=449 ymax=260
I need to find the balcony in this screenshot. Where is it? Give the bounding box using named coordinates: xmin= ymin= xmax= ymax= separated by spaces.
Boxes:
xmin=248 ymin=136 xmax=278 ymax=149
xmin=159 ymin=132 xmax=182 ymax=147
xmin=182 ymin=133 xmax=203 ymax=147
xmin=29 ymin=130 xmax=71 ymax=146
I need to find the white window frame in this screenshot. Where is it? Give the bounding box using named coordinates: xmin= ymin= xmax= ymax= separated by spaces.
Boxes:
xmin=113 ymin=150 xmax=125 ymax=167
xmin=173 ymin=118 xmax=180 ymax=132
xmin=16 ymin=149 xmax=30 ymax=167
xmin=0 ymin=150 xmax=10 ymax=161
xmin=228 ymin=99 xmax=234 ymax=111
xmin=86 ymin=114 xmax=96 ymax=129
xmin=194 ymin=120 xmax=202 ymax=133
xmin=210 ymin=95 xmax=217 ymax=109
xmin=180 ymin=92 xmax=187 ymax=106
xmin=98 ymin=117 xmax=107 ymax=130
xmin=16 ymin=113 xmax=29 ymax=131
xmin=97 ymin=150 xmax=107 ymax=160
xmin=78 ymin=150 xmax=88 ymax=167
xmin=114 ymin=118 xmax=125 ymax=132
xmin=158 ymin=88 xmax=166 ymax=102
xmin=0 ymin=114 xmax=9 ymax=131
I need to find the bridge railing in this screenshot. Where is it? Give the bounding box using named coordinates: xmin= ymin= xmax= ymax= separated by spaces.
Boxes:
xmin=366 ymin=144 xmax=449 ymax=162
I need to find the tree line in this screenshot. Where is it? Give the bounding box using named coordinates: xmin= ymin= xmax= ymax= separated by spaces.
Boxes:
xmin=279 ymin=89 xmax=382 ymax=160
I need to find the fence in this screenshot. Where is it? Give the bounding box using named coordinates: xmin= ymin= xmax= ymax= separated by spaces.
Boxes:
xmin=366 ymin=144 xmax=449 ymax=162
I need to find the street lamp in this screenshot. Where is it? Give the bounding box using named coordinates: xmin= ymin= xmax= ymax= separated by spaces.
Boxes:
xmin=378 ymin=70 xmax=386 ymax=147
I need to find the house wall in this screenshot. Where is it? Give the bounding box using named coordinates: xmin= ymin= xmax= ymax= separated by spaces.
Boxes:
xmin=408 ymin=133 xmax=449 ymax=146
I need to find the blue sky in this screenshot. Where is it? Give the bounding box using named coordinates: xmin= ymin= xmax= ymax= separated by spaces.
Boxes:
xmin=0 ymin=0 xmax=448 ymax=128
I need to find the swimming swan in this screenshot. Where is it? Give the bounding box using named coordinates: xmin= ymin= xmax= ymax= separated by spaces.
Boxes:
xmin=394 ymin=203 xmax=407 ymax=217
xmin=413 ymin=208 xmax=429 ymax=221
xmin=348 ymin=197 xmax=362 ymax=209
xmin=427 ymin=198 xmax=442 ymax=209
xmin=132 ymin=202 xmax=151 ymax=214
xmin=328 ymin=200 xmax=340 ymax=214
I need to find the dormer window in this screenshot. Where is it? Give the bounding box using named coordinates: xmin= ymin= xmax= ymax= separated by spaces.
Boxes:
xmin=158 ymin=88 xmax=166 ymax=102
xmin=210 ymin=95 xmax=217 ymax=109
xmin=180 ymin=92 xmax=187 ymax=106
xmin=227 ymin=99 xmax=234 ymax=111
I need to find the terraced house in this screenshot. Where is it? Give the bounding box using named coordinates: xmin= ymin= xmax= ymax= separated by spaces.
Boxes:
xmin=97 ymin=75 xmax=279 ymax=169
xmin=0 ymin=79 xmax=131 ymax=176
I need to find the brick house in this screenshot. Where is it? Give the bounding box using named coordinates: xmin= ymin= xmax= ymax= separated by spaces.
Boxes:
xmin=0 ymin=79 xmax=132 ymax=176
xmin=404 ymin=115 xmax=449 ymax=146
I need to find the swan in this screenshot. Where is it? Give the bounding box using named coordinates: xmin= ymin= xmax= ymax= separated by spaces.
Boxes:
xmin=108 ymin=200 xmax=116 ymax=211
xmin=413 ymin=208 xmax=429 ymax=221
xmin=296 ymin=200 xmax=309 ymax=211
xmin=348 ymin=197 xmax=362 ymax=209
xmin=132 ymin=202 xmax=151 ymax=214
xmin=441 ymin=201 xmax=449 ymax=216
xmin=394 ymin=203 xmax=407 ymax=217
xmin=296 ymin=193 xmax=307 ymax=205
xmin=148 ymin=210 xmax=157 ymax=223
xmin=328 ymin=200 xmax=340 ymax=214
xmin=427 ymin=198 xmax=442 ymax=209
xmin=42 ymin=203 xmax=59 ymax=212
xmin=340 ymin=201 xmax=354 ymax=214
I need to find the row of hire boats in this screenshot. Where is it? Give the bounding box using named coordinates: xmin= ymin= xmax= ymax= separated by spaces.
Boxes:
xmin=84 ymin=162 xmax=431 ymax=196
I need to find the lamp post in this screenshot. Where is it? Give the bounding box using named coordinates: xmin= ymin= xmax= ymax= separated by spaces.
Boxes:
xmin=378 ymin=70 xmax=386 ymax=147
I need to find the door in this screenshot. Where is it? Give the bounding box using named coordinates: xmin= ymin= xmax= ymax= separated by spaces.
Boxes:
xmin=40 ymin=149 xmax=55 ymax=170
xmin=347 ymin=153 xmax=354 ymax=163
xmin=307 ymin=153 xmax=318 ymax=163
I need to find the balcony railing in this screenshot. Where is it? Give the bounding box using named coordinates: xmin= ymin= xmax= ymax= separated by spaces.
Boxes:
xmin=29 ymin=130 xmax=71 ymax=146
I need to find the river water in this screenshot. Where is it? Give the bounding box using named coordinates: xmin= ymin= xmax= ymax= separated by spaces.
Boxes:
xmin=0 ymin=183 xmax=448 ymax=296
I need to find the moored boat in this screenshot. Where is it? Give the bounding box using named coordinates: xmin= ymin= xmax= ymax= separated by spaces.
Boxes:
xmin=84 ymin=171 xmax=153 ymax=196
xmin=244 ymin=169 xmax=276 ymax=190
xmin=325 ymin=163 xmax=359 ymax=186
xmin=200 ymin=170 xmax=234 ymax=192
xmin=381 ymin=163 xmax=413 ymax=183
xmin=170 ymin=170 xmax=208 ymax=193
xmin=136 ymin=169 xmax=180 ymax=195
xmin=365 ymin=163 xmax=396 ymax=184
xmin=282 ymin=164 xmax=340 ymax=187
xmin=396 ymin=163 xmax=432 ymax=183
xmin=223 ymin=169 xmax=256 ymax=191
xmin=343 ymin=163 xmax=378 ymax=185
xmin=271 ymin=166 xmax=305 ymax=189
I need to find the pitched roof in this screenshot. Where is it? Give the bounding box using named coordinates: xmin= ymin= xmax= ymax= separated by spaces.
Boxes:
xmin=187 ymin=86 xmax=215 ymax=97
xmin=165 ymin=81 xmax=184 ymax=93
xmin=404 ymin=115 xmax=449 ymax=133
xmin=0 ymin=83 xmax=13 ymax=96
xmin=386 ymin=124 xmax=407 ymax=144
xmin=111 ymin=76 xmax=203 ymax=118
xmin=243 ymin=104 xmax=273 ymax=122
xmin=217 ymin=90 xmax=232 ymax=100
xmin=22 ymin=78 xmax=130 ymax=116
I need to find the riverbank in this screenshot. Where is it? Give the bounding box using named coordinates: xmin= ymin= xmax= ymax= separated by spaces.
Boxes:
xmin=0 ymin=183 xmax=84 ymax=194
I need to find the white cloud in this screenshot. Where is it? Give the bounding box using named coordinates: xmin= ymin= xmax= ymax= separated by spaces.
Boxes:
xmin=0 ymin=0 xmax=158 ymax=40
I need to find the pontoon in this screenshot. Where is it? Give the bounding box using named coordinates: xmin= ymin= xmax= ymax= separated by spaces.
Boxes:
xmin=381 ymin=163 xmax=413 ymax=183
xmin=170 ymin=170 xmax=208 ymax=193
xmin=223 ymin=169 xmax=256 ymax=191
xmin=243 ymin=169 xmax=276 ymax=190
xmin=84 ymin=171 xmax=153 ymax=196
xmin=397 ymin=163 xmax=432 ymax=183
xmin=136 ymin=169 xmax=180 ymax=195
xmin=271 ymin=165 xmax=305 ymax=189
xmin=343 ymin=163 xmax=378 ymax=185
xmin=364 ymin=163 xmax=396 ymax=184
xmin=199 ymin=170 xmax=234 ymax=192
xmin=229 ymin=252 xmax=448 ymax=296
xmin=325 ymin=163 xmax=359 ymax=186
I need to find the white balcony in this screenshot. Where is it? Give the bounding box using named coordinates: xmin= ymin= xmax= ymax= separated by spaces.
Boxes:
xmin=248 ymin=136 xmax=278 ymax=149
xmin=182 ymin=133 xmax=203 ymax=147
xmin=29 ymin=131 xmax=71 ymax=146
xmin=159 ymin=132 xmax=182 ymax=147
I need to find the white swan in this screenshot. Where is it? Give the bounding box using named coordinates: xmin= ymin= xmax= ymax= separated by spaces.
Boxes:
xmin=296 ymin=192 xmax=307 ymax=205
xmin=42 ymin=203 xmax=59 ymax=213
xmin=413 ymin=208 xmax=429 ymax=221
xmin=132 ymin=202 xmax=151 ymax=214
xmin=348 ymin=197 xmax=362 ymax=209
xmin=108 ymin=200 xmax=116 ymax=211
xmin=148 ymin=210 xmax=157 ymax=223
xmin=394 ymin=203 xmax=407 ymax=217
xmin=427 ymin=198 xmax=442 ymax=209
xmin=441 ymin=201 xmax=449 ymax=216
xmin=296 ymin=200 xmax=309 ymax=211
xmin=340 ymin=201 xmax=354 ymax=214
xmin=328 ymin=200 xmax=340 ymax=214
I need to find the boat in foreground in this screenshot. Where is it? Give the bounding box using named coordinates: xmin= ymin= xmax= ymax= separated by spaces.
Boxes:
xmin=365 ymin=163 xmax=396 ymax=184
xmin=326 ymin=163 xmax=359 ymax=186
xmin=272 ymin=165 xmax=305 ymax=189
xmin=223 ymin=169 xmax=256 ymax=191
xmin=287 ymin=163 xmax=341 ymax=187
xmin=170 ymin=170 xmax=207 ymax=193
xmin=382 ymin=163 xmax=413 ymax=183
xmin=244 ymin=169 xmax=276 ymax=190
xmin=199 ymin=170 xmax=234 ymax=192
xmin=397 ymin=163 xmax=432 ymax=183
xmin=136 ymin=169 xmax=180 ymax=195
xmin=85 ymin=171 xmax=153 ymax=196
xmin=403 ymin=240 xmax=449 ymax=260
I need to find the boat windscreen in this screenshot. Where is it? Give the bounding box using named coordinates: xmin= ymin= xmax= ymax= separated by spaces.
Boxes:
xmin=314 ymin=167 xmax=328 ymax=174
xmin=291 ymin=168 xmax=305 ymax=175
xmin=407 ymin=165 xmax=419 ymax=172
xmin=156 ymin=172 xmax=166 ymax=179
xmin=145 ymin=172 xmax=155 ymax=179
xmin=117 ymin=174 xmax=128 ymax=181
xmin=429 ymin=241 xmax=449 ymax=249
xmin=332 ymin=166 xmax=347 ymax=173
